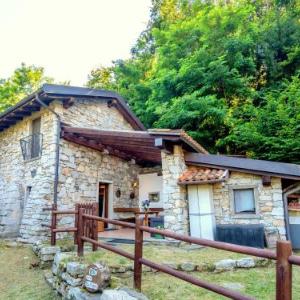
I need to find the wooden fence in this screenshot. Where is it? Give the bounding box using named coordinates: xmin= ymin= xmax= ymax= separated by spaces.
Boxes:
xmin=46 ymin=203 xmax=98 ymax=247
xmin=75 ymin=209 xmax=300 ymax=300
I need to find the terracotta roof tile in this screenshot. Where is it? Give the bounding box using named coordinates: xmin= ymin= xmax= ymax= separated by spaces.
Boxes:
xmin=178 ymin=166 xmax=228 ymax=185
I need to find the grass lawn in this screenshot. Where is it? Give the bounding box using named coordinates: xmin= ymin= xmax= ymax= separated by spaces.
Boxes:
xmin=0 ymin=240 xmax=300 ymax=300
xmin=70 ymin=243 xmax=300 ymax=299
xmin=0 ymin=241 xmax=58 ymax=300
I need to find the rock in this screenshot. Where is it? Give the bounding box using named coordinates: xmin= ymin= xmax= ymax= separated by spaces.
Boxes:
xmin=40 ymin=245 xmax=61 ymax=256
xmin=67 ymin=262 xmax=87 ymax=277
xmin=52 ymin=252 xmax=76 ymax=277
xmin=83 ymin=263 xmax=111 ymax=293
xmin=100 ymin=289 xmax=148 ymax=300
xmin=44 ymin=270 xmax=55 ymax=289
xmin=110 ymin=265 xmax=127 ymax=273
xmin=214 ymin=259 xmax=236 ymax=272
xmin=66 ymin=287 xmax=101 ymax=300
xmin=236 ymin=257 xmax=255 ymax=268
xmin=162 ymin=262 xmax=179 ymax=270
xmin=118 ymin=288 xmax=148 ymax=300
xmin=67 ymin=287 xmax=148 ymax=300
xmin=221 ymin=282 xmax=245 ymax=291
xmin=254 ymin=257 xmax=272 ymax=267
xmin=196 ymin=263 xmax=215 ymax=272
xmin=58 ymin=281 xmax=68 ymax=297
xmin=40 ymin=254 xmax=56 ymax=262
xmin=62 ymin=272 xmax=83 ymax=287
xmin=180 ymin=262 xmax=196 ymax=272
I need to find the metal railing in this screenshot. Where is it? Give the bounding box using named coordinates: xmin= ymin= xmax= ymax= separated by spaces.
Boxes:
xmin=20 ymin=133 xmax=43 ymax=160
xmin=76 ymin=212 xmax=299 ymax=300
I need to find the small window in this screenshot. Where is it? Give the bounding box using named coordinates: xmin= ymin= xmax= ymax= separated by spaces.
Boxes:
xmin=148 ymin=192 xmax=160 ymax=203
xmin=31 ymin=117 xmax=41 ymax=159
xmin=233 ymin=188 xmax=256 ymax=214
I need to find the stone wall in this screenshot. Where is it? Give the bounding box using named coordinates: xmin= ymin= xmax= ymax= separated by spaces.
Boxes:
xmin=0 ymin=96 xmax=142 ymax=241
xmin=55 ymin=98 xmax=133 ymax=130
xmin=0 ymin=108 xmax=57 ymax=241
xmin=161 ymin=145 xmax=188 ymax=234
xmin=58 ymin=140 xmax=141 ymax=221
xmin=212 ymin=171 xmax=286 ymax=239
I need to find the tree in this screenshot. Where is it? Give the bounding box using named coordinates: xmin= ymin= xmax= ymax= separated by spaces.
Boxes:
xmin=87 ymin=0 xmax=300 ymax=161
xmin=0 ymin=63 xmax=53 ymax=113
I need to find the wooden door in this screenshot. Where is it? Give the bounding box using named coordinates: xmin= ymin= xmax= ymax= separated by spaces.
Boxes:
xmin=188 ymin=184 xmax=215 ymax=240
xmin=98 ymin=183 xmax=109 ymax=232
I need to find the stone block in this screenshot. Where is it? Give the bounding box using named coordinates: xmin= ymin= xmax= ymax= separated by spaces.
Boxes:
xmin=67 ymin=262 xmax=87 ymax=277
xmin=62 ymin=272 xmax=83 ymax=287
xmin=180 ymin=262 xmax=196 ymax=272
xmin=236 ymin=258 xmax=255 ymax=268
xmin=214 ymin=259 xmax=236 ymax=272
xmin=40 ymin=245 xmax=61 ymax=256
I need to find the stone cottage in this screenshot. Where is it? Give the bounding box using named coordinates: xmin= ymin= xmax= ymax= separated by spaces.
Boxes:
xmin=0 ymin=84 xmax=299 ymax=246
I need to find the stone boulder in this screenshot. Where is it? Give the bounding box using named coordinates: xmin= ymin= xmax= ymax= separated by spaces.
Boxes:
xmin=83 ymin=263 xmax=111 ymax=293
xmin=66 ymin=287 xmax=148 ymax=300
xmin=214 ymin=259 xmax=236 ymax=272
xmin=236 ymin=257 xmax=255 ymax=268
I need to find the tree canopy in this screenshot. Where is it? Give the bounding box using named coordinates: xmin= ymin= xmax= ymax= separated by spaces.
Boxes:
xmin=87 ymin=0 xmax=300 ymax=163
xmin=0 ymin=63 xmax=53 ymax=113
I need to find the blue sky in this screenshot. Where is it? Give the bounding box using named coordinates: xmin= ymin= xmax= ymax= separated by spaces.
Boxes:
xmin=0 ymin=0 xmax=151 ymax=85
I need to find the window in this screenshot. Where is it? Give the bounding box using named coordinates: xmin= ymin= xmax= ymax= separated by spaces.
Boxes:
xmin=233 ymin=188 xmax=256 ymax=214
xmin=148 ymin=192 xmax=160 ymax=202
xmin=31 ymin=118 xmax=41 ymax=158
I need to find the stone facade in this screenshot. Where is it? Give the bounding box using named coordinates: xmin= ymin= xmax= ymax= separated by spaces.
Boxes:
xmin=212 ymin=171 xmax=286 ymax=239
xmin=0 ymin=108 xmax=57 ymax=240
xmin=161 ymin=145 xmax=188 ymax=234
xmin=55 ymin=98 xmax=133 ymax=130
xmin=0 ymin=97 xmax=144 ymax=241
xmin=58 ymin=140 xmax=141 ymax=220
xmin=0 ymin=95 xmax=287 ymax=243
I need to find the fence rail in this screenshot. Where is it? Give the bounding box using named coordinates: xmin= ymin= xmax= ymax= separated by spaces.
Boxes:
xmin=74 ymin=210 xmax=298 ymax=300
xmin=45 ymin=203 xmax=98 ymax=246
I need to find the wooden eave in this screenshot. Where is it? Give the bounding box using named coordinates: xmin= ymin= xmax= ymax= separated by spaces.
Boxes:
xmin=61 ymin=126 xmax=206 ymax=166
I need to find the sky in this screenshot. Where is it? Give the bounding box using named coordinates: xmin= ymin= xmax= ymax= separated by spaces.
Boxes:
xmin=0 ymin=0 xmax=151 ymax=85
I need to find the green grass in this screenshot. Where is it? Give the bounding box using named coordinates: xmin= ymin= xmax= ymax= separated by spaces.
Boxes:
xmin=1 ymin=241 xmax=300 ymax=300
xmin=0 ymin=241 xmax=58 ymax=300
xmin=74 ymin=244 xmax=248 ymax=267
xmin=118 ymin=267 xmax=300 ymax=300
xmin=77 ymin=244 xmax=300 ymax=300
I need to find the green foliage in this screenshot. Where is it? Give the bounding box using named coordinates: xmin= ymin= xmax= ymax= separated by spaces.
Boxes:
xmin=87 ymin=0 xmax=300 ymax=162
xmin=0 ymin=63 xmax=53 ymax=113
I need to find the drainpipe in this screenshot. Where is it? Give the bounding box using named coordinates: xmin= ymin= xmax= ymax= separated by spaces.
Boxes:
xmin=35 ymin=94 xmax=61 ymax=205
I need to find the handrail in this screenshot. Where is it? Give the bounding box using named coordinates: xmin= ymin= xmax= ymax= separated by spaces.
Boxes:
xmin=77 ymin=212 xmax=297 ymax=300
xmin=82 ymin=214 xmax=136 ymax=228
xmin=139 ymin=225 xmax=277 ymax=260
xmin=288 ymin=255 xmax=300 ymax=266
xmin=53 ymin=210 xmax=77 ymax=215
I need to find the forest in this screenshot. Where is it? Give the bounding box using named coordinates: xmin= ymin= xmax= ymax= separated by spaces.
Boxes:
xmin=1 ymin=0 xmax=299 ymax=163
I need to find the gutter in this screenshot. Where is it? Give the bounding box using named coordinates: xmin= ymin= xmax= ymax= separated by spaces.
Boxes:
xmin=35 ymin=94 xmax=61 ymax=205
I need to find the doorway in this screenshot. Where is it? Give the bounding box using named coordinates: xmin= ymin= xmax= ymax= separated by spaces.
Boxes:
xmin=98 ymin=183 xmax=109 ymax=232
xmin=187 ymin=184 xmax=215 ymax=240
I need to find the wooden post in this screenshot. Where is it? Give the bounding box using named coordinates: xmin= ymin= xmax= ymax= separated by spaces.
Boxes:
xmin=134 ymin=215 xmax=144 ymax=291
xmin=77 ymin=208 xmax=85 ymax=257
xmin=74 ymin=203 xmax=79 ymax=245
xmin=50 ymin=204 xmax=57 ymax=246
xmin=276 ymin=240 xmax=292 ymax=300
xmin=92 ymin=203 xmax=98 ymax=251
